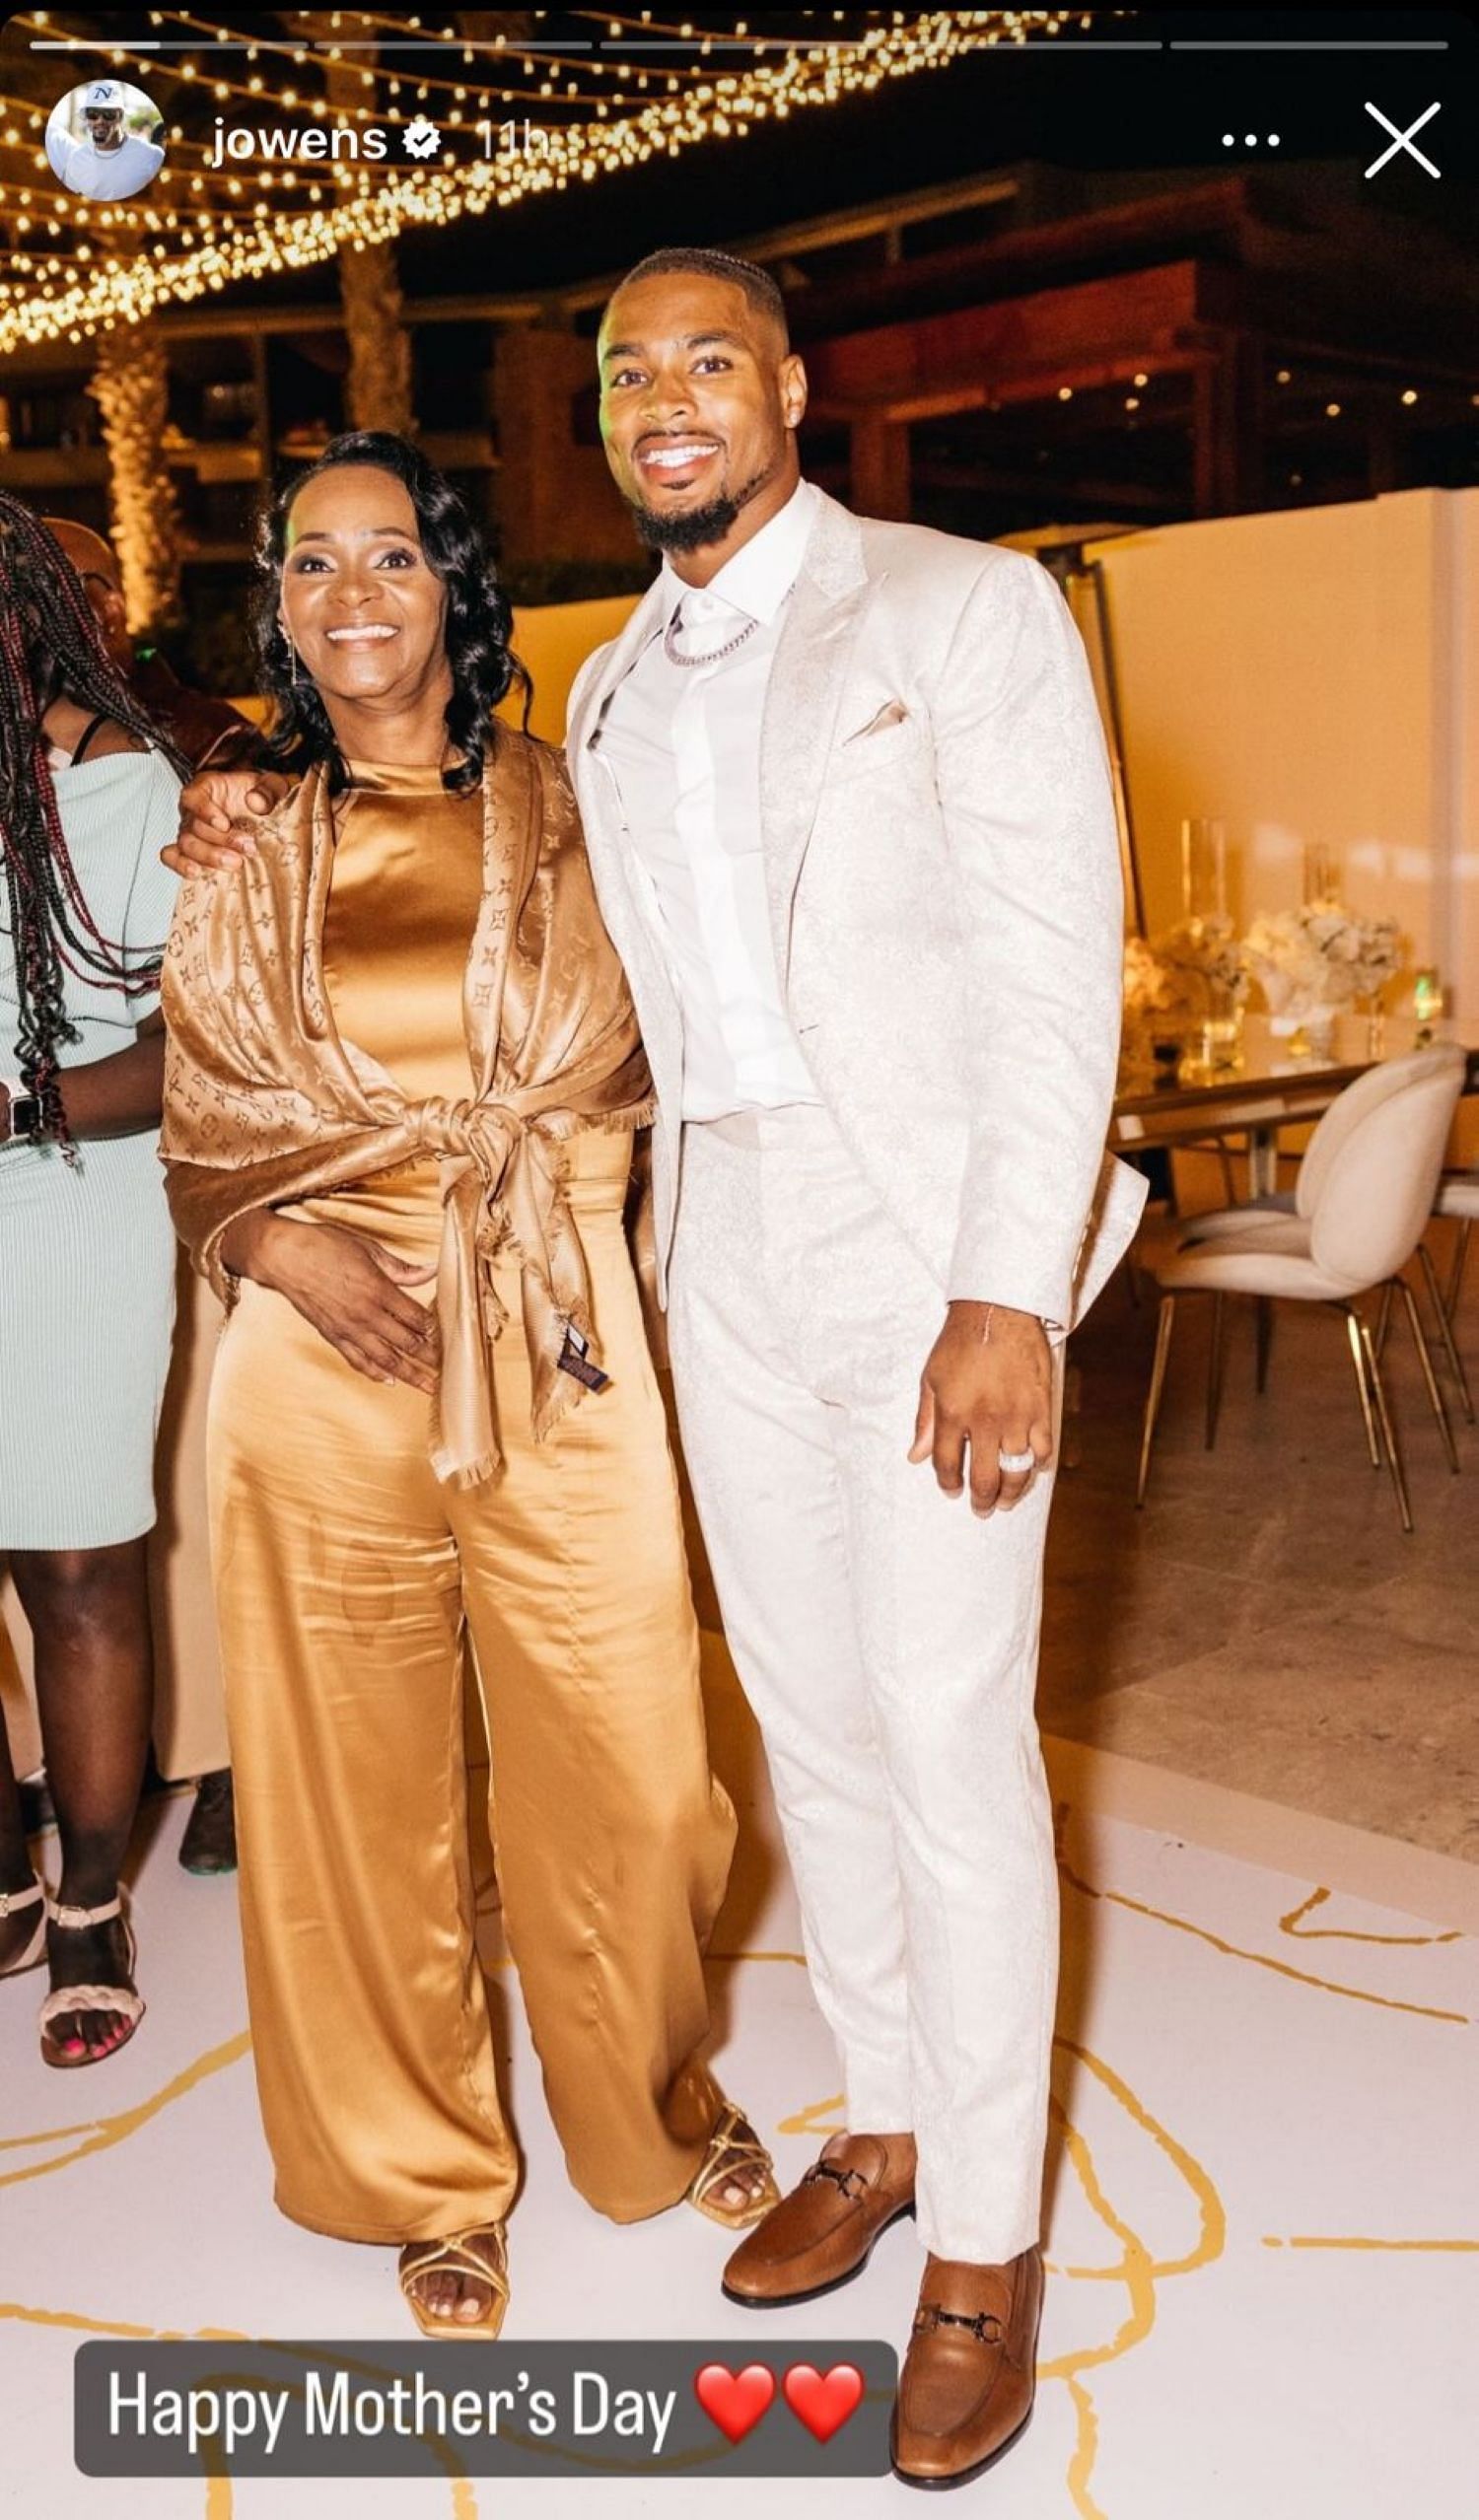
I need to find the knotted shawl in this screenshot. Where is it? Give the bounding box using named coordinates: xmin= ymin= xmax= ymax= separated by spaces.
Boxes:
xmin=161 ymin=727 xmax=654 ymax=1488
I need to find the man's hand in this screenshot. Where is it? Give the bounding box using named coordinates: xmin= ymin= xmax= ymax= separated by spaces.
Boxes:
xmin=161 ymin=768 xmax=292 ymax=878
xmin=221 ymin=1213 xmax=441 ymax=1393
xmin=908 ymin=1300 xmax=1053 ymax=1515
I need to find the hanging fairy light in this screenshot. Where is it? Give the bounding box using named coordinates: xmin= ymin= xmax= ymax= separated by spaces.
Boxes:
xmin=0 ymin=10 xmax=1117 ymax=352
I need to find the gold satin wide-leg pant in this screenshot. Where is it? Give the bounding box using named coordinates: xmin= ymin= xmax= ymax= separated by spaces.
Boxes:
xmin=207 ymin=1129 xmax=736 ymax=2244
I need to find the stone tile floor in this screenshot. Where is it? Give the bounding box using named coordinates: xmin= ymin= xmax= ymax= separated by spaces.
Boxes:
xmin=1040 ymin=1246 xmax=1479 ymax=1860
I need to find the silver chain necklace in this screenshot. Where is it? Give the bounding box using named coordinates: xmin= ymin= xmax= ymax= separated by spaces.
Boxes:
xmin=663 ymin=602 xmax=758 ymax=669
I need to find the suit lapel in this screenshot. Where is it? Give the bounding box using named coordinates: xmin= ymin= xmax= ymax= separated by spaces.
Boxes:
xmin=760 ymin=489 xmax=880 ymax=978
xmin=568 ymin=577 xmax=665 ymax=757
xmin=566 ymin=581 xmax=664 ymax=958
xmin=565 ymin=579 xmax=685 ymax=1115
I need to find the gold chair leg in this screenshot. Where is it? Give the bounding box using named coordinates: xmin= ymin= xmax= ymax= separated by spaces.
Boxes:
xmin=1254 ymin=1295 xmax=1273 ymax=1394
xmin=1396 ymin=1278 xmax=1460 ymax=1474
xmin=1374 ymin=1278 xmax=1395 ymax=1360
xmin=1417 ymin=1239 xmax=1474 ymax=1425
xmin=1137 ymin=1294 xmax=1177 ymax=1507
xmin=1358 ymin=1312 xmax=1413 ymax=1534
xmin=1445 ymin=1216 xmax=1472 ymax=1323
xmin=1205 ymin=1292 xmax=1226 ymax=1450
xmin=1343 ymin=1305 xmax=1381 ymax=1469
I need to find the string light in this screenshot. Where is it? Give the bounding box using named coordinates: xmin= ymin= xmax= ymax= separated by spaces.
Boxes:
xmin=0 ymin=11 xmax=1111 ymax=351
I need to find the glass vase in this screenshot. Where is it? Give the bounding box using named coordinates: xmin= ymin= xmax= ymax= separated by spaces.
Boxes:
xmin=1180 ymin=817 xmax=1228 ymax=925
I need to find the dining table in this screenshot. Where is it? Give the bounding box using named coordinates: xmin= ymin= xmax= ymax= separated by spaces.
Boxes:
xmin=1111 ymin=1012 xmax=1479 ymax=1197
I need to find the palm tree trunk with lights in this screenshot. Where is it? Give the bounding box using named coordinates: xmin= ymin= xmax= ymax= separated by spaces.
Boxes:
xmin=87 ymin=327 xmax=184 ymax=635
xmin=338 ymin=239 xmax=415 ymax=436
xmin=292 ymin=15 xmax=415 ymax=436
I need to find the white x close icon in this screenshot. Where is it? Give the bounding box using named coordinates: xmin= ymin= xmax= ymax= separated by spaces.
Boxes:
xmin=1364 ymin=100 xmax=1442 ymax=180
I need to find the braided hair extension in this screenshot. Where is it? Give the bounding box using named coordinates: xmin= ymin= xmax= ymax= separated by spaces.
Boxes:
xmin=0 ymin=493 xmax=187 ymax=1149
xmin=250 ymin=431 xmax=530 ymax=800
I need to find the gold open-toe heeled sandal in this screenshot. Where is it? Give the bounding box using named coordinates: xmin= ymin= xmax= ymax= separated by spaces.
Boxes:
xmin=687 ymin=2102 xmax=781 ymax=2231
xmin=398 ymin=2224 xmax=510 ymax=2341
xmin=0 ymin=1876 xmax=47 ymax=1979
xmin=37 ymin=1894 xmax=145 ymax=2068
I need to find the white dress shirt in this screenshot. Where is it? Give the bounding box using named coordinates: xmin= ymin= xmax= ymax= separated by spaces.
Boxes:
xmin=597 ymin=477 xmax=822 ymax=1122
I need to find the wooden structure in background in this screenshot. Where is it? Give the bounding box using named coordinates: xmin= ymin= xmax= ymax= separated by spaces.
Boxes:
xmin=3 ymin=164 xmax=1474 ymax=601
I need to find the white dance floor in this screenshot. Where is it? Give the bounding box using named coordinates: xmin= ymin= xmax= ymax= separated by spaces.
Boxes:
xmin=3 ymin=1721 xmax=1475 ymax=2519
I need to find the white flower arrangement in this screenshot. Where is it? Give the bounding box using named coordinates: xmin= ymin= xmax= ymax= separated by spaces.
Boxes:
xmin=1123 ymin=919 xmax=1248 ymax=1021
xmin=1156 ymin=916 xmax=1249 ymax=1001
xmin=1122 ymin=933 xmax=1176 ymax=1016
xmin=1240 ymin=897 xmax=1404 ymax=1014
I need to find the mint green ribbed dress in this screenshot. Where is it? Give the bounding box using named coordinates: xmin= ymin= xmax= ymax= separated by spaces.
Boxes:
xmin=0 ymin=746 xmax=181 ymax=1547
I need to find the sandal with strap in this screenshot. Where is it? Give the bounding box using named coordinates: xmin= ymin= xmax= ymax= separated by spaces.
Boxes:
xmin=687 ymin=2101 xmax=782 ymax=2231
xmin=38 ymin=1893 xmax=145 ymax=2069
xmin=0 ymin=1876 xmax=47 ymax=1978
xmin=398 ymin=2223 xmax=510 ymax=2341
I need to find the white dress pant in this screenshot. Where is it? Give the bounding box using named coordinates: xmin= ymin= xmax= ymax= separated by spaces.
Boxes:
xmin=667 ymin=1104 xmax=1060 ymax=2264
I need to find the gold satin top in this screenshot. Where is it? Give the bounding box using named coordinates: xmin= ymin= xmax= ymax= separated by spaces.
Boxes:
xmin=298 ymin=757 xmax=483 ymax=1261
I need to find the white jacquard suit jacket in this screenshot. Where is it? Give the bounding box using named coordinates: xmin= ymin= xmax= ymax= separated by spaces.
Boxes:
xmin=566 ymin=486 xmax=1147 ymax=1332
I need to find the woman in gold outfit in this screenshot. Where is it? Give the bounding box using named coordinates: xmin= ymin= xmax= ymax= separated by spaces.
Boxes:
xmin=161 ymin=434 xmax=774 ymax=2337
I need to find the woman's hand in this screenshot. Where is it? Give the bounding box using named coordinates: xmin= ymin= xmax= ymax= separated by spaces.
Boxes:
xmin=222 ymin=1212 xmax=441 ymax=1392
xmin=161 ymin=769 xmax=292 ymax=878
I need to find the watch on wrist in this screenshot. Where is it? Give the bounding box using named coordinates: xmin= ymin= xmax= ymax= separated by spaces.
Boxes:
xmin=2 ymin=1085 xmax=42 ymax=1142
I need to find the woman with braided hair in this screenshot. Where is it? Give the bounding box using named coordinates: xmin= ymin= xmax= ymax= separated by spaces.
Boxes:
xmin=0 ymin=493 xmax=183 ymax=2065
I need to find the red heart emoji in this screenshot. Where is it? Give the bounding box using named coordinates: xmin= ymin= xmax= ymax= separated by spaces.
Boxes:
xmin=693 ymin=2361 xmax=777 ymax=2445
xmin=783 ymin=2361 xmax=866 ymax=2444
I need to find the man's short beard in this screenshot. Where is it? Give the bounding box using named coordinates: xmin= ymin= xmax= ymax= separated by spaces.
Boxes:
xmin=625 ymin=464 xmax=771 ymax=555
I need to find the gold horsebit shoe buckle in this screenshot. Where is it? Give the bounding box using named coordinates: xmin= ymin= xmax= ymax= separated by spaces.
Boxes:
xmin=914 ymin=2305 xmax=1005 ymax=2347
xmin=805 ymin=2160 xmax=869 ymax=2201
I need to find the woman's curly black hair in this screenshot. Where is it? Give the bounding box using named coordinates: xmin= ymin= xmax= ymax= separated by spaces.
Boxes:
xmin=0 ymin=492 xmax=187 ymax=1148
xmin=250 ymin=431 xmax=529 ymax=798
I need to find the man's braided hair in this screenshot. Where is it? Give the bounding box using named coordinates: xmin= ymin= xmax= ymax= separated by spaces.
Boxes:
xmin=0 ymin=493 xmax=183 ymax=1146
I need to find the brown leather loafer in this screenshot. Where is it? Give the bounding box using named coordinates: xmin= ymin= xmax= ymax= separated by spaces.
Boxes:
xmin=721 ymin=2132 xmax=915 ymax=2307
xmin=890 ymin=2245 xmax=1042 ymax=2488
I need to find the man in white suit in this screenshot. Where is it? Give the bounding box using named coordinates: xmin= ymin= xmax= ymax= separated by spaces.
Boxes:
xmin=569 ymin=248 xmax=1144 ymax=2486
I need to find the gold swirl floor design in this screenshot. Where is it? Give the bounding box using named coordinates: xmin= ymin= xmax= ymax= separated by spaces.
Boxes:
xmin=1277 ymin=1886 xmax=1464 ymax=1947
xmin=1263 ymin=2234 xmax=1479 ymax=2254
xmin=0 ymin=2031 xmax=250 ymax=2190
xmin=1057 ymin=1843 xmax=1471 ymax=2025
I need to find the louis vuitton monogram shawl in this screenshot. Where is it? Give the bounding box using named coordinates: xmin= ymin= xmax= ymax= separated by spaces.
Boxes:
xmin=161 ymin=727 xmax=653 ymax=1488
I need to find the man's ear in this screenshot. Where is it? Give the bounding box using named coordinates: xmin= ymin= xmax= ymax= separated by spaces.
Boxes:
xmin=780 ymin=351 xmax=809 ymax=434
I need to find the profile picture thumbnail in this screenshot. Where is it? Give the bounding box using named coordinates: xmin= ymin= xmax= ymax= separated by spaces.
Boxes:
xmin=45 ymin=79 xmax=166 ymax=202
